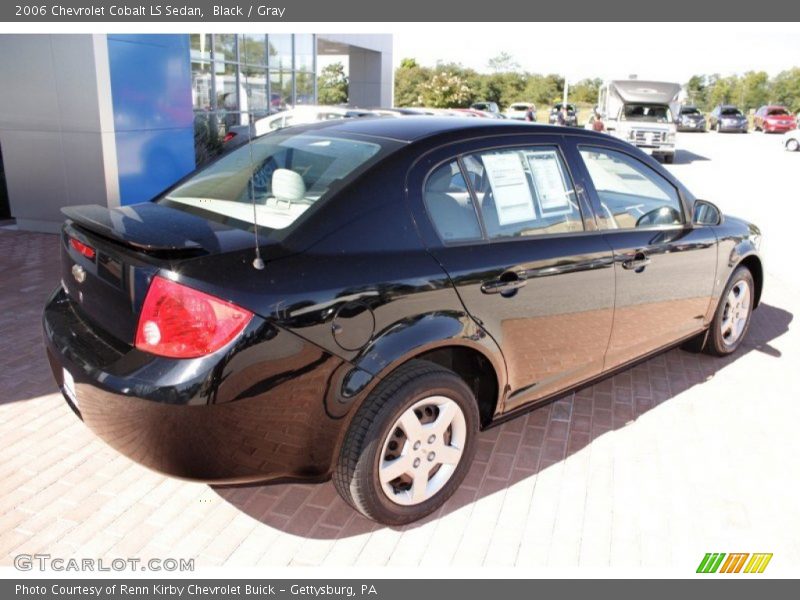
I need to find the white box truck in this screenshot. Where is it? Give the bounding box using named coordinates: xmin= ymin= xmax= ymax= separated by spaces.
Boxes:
xmin=598 ymin=80 xmax=681 ymax=163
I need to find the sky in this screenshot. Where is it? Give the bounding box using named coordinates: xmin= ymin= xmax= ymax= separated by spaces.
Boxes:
xmin=392 ymin=22 xmax=800 ymax=82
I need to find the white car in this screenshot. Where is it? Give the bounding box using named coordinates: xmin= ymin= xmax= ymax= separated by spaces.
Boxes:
xmin=253 ymin=105 xmax=375 ymax=135
xmin=783 ymin=128 xmax=800 ymax=152
xmin=505 ymin=102 xmax=537 ymax=121
xmin=225 ymin=105 xmax=375 ymax=147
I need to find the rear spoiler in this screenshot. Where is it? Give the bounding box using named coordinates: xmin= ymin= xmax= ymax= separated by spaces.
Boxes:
xmin=62 ymin=204 xmax=208 ymax=255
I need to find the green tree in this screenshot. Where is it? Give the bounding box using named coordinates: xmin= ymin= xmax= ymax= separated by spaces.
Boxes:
xmin=522 ymin=74 xmax=564 ymax=105
xmin=685 ymin=75 xmax=707 ymax=108
xmin=705 ymin=74 xmax=740 ymax=108
xmin=770 ymin=68 xmax=800 ymax=112
xmin=395 ymin=57 xmax=432 ymax=106
xmin=571 ymin=78 xmax=602 ymax=105
xmin=740 ymin=71 xmax=770 ymax=111
xmin=317 ymin=62 xmax=348 ymax=105
xmin=417 ymin=71 xmax=472 ymax=108
xmin=487 ymin=52 xmax=519 ymax=74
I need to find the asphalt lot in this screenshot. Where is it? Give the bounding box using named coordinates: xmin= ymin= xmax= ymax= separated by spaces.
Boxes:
xmin=0 ymin=129 xmax=798 ymax=573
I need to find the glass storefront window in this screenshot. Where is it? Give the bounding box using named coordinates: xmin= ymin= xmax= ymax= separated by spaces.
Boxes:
xmin=214 ymin=34 xmax=237 ymax=62
xmin=295 ymin=71 xmax=314 ymax=105
xmin=214 ymin=62 xmax=240 ymax=126
xmin=191 ymin=61 xmax=213 ymax=110
xmin=240 ymin=34 xmax=267 ymax=66
xmin=190 ymin=34 xmax=212 ymax=61
xmin=191 ymin=32 xmax=322 ymax=166
xmin=269 ymin=34 xmax=293 ymax=70
xmin=241 ymin=66 xmax=269 ymax=116
xmin=295 ymin=34 xmax=314 ymax=74
xmin=270 ymin=71 xmax=293 ymax=110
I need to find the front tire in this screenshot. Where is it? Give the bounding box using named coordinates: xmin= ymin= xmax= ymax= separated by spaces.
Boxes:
xmin=786 ymin=138 xmax=800 ymax=152
xmin=705 ymin=266 xmax=755 ymax=356
xmin=334 ymin=360 xmax=479 ymax=525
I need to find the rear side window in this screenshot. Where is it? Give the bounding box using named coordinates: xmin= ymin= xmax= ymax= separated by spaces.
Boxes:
xmin=578 ymin=146 xmax=683 ymax=229
xmin=423 ymin=161 xmax=483 ymax=242
xmin=463 ymin=146 xmax=584 ymax=239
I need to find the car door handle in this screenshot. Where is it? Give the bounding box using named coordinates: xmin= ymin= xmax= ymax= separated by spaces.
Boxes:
xmin=621 ymin=251 xmax=651 ymax=272
xmin=481 ymin=272 xmax=527 ymax=296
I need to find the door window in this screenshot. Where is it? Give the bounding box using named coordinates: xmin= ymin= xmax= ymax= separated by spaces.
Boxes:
xmin=578 ymin=147 xmax=683 ymax=230
xmin=422 ymin=160 xmax=483 ymax=243
xmin=462 ymin=146 xmax=584 ymax=239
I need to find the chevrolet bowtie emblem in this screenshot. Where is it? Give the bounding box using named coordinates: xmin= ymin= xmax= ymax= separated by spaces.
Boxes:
xmin=71 ymin=264 xmax=86 ymax=284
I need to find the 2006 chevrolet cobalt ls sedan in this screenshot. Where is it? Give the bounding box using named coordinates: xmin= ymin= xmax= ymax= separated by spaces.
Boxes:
xmin=44 ymin=118 xmax=762 ymax=525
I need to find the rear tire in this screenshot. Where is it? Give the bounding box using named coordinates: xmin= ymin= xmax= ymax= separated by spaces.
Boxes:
xmin=786 ymin=138 xmax=800 ymax=152
xmin=705 ymin=266 xmax=755 ymax=356
xmin=333 ymin=360 xmax=479 ymax=525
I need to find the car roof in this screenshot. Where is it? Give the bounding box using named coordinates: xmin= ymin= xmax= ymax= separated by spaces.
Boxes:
xmin=288 ymin=116 xmax=605 ymax=143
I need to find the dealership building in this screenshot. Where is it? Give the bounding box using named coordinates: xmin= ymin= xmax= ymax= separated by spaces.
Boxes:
xmin=0 ymin=33 xmax=393 ymax=231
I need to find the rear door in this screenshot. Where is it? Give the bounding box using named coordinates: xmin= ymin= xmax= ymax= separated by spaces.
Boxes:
xmin=570 ymin=140 xmax=717 ymax=368
xmin=407 ymin=134 xmax=615 ymax=412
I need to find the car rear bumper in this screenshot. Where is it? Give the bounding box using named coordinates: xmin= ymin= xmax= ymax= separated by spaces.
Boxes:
xmin=677 ymin=122 xmax=706 ymax=131
xmin=718 ymin=123 xmax=748 ymax=132
xmin=763 ymin=123 xmax=795 ymax=132
xmin=43 ymin=286 xmax=349 ymax=484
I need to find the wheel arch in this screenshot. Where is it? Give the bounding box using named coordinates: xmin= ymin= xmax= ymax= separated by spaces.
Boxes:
xmin=402 ymin=345 xmax=501 ymax=428
xmin=346 ymin=312 xmax=507 ymax=430
xmin=738 ymin=254 xmax=763 ymax=308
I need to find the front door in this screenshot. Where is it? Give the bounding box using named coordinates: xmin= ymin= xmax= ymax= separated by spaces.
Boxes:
xmin=574 ymin=144 xmax=718 ymax=368
xmin=408 ymin=136 xmax=616 ymax=412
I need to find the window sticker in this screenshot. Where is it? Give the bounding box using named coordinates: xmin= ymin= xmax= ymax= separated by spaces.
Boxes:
xmin=481 ymin=153 xmax=536 ymax=226
xmin=525 ymin=150 xmax=573 ymax=216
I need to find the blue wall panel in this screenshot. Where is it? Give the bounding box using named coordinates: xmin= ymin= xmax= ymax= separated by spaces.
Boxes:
xmin=107 ymin=34 xmax=195 ymax=205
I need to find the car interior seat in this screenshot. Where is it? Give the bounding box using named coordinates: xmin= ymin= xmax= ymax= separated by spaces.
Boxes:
xmin=424 ymin=166 xmax=482 ymax=241
xmin=271 ymin=168 xmax=307 ymax=207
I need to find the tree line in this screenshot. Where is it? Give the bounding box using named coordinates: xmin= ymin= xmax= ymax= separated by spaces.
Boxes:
xmin=685 ymin=70 xmax=800 ymax=113
xmin=316 ymin=54 xmax=800 ymax=114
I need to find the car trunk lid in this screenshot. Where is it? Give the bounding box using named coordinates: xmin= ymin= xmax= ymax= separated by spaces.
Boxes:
xmin=59 ymin=203 xmax=287 ymax=345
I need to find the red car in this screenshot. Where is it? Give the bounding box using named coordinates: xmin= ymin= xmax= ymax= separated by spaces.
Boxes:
xmin=754 ymin=105 xmax=797 ymax=133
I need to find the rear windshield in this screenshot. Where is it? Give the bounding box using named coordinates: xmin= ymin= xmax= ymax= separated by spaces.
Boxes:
xmin=681 ymin=108 xmax=700 ymax=114
xmin=721 ymin=108 xmax=743 ymax=116
xmin=161 ymin=131 xmax=396 ymax=232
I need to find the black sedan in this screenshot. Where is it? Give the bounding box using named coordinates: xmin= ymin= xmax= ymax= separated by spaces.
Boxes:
xmin=676 ymin=105 xmax=707 ymax=132
xmin=44 ymin=118 xmax=763 ymax=525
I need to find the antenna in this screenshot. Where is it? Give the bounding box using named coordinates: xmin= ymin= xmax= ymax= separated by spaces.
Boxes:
xmin=245 ymin=109 xmax=265 ymax=270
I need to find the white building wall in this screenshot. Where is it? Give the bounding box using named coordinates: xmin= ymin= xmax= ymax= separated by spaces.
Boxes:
xmin=0 ymin=34 xmax=117 ymax=232
xmin=318 ymin=34 xmax=393 ymax=107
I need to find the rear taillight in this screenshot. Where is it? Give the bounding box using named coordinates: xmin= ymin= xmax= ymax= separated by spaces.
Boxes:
xmin=135 ymin=276 xmax=253 ymax=358
xmin=69 ymin=237 xmax=96 ymax=260
xmin=223 ymin=132 xmax=237 ymax=143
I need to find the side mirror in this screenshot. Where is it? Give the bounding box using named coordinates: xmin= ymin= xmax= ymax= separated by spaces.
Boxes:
xmin=693 ymin=199 xmax=722 ymax=226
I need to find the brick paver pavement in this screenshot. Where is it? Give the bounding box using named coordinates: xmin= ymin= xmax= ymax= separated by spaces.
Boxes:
xmin=1 ymin=224 xmax=798 ymax=571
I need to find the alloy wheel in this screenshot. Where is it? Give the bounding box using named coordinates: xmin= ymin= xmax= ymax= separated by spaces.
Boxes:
xmin=378 ymin=396 xmax=467 ymax=506
xmin=720 ymin=279 xmax=751 ymax=347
